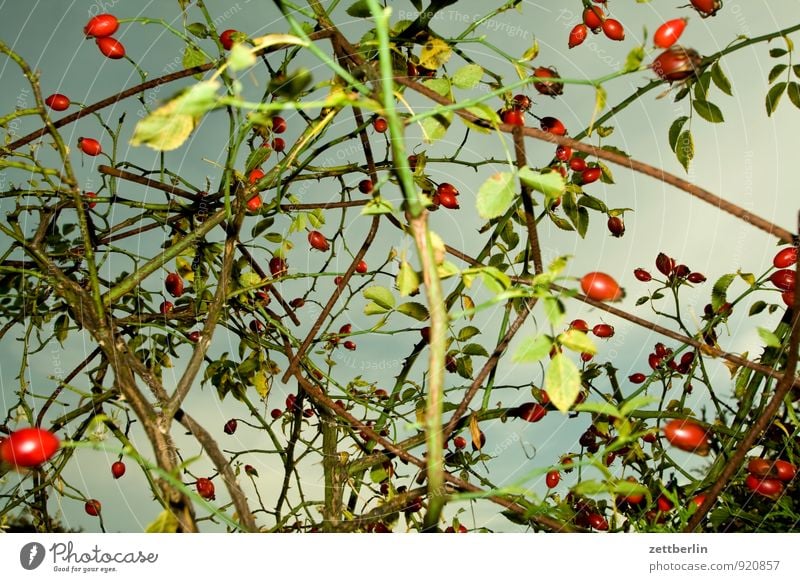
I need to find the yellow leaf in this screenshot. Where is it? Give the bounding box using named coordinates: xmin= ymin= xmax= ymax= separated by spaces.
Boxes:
xmin=145 ymin=509 xmax=179 ymax=533
xmin=419 ymin=38 xmax=452 ymax=70
xmin=253 ymin=371 xmax=270 ymax=399
xmin=462 ymin=295 xmax=475 ymax=320
xmin=176 ymin=256 xmax=195 ymax=282
xmin=469 ymin=414 xmax=483 ymax=451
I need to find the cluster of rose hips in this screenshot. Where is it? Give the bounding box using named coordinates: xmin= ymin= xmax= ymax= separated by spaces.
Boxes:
xmin=85 ymin=14 xmax=125 ymax=59
xmin=550 ymin=144 xmax=605 ymax=188
xmin=769 ymin=245 xmax=797 ymax=307
xmin=634 ymin=252 xmax=707 ymax=286
xmin=430 ymin=182 xmax=460 ymax=211
xmin=326 ymin=323 xmax=357 ymax=352
xmin=566 ymin=318 xmax=614 ymax=363
xmin=246 ymin=115 xmax=288 ymax=212
xmin=497 ymin=67 xmax=569 ymax=141
xmin=568 ymin=2 xmax=625 ymax=49
xmin=744 ymin=457 xmax=796 ymax=500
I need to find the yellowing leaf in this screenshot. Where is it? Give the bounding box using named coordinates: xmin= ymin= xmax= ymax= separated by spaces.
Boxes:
xmin=252 ymin=371 xmax=270 ymax=399
xmin=176 ymin=256 xmax=195 ymax=282
xmin=397 ymin=259 xmax=420 ymax=297
xmin=545 ymin=353 xmax=581 ymax=413
xmin=145 ymin=509 xmax=179 ymax=533
xmin=469 ymin=414 xmax=483 ymax=451
xmin=461 ymin=295 xmax=475 ymax=320
xmin=419 ymin=38 xmax=452 ymax=70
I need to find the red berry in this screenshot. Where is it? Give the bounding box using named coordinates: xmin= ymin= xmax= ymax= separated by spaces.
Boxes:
xmin=687 ymin=272 xmax=706 ymax=283
xmin=219 ymin=29 xmax=238 ymax=50
xmin=555 ymin=145 xmax=572 ymax=162
xmin=580 ymin=352 xmax=594 ymax=362
xmin=770 ymin=269 xmax=796 ymax=291
xmin=196 ymin=477 xmax=216 ymax=500
xmin=271 ymin=116 xmax=287 ymax=134
xmin=586 ymin=512 xmax=609 ymax=531
xmin=580 ymin=272 xmax=623 ymax=302
xmin=223 ymin=419 xmax=238 ymax=435
xmin=269 ymin=257 xmax=288 ymax=277
xmin=629 ymin=372 xmax=646 ymax=384
xmin=648 ymin=353 xmax=664 ymax=370
xmin=438 ymin=191 xmax=460 ymax=210
xmin=420 ymin=326 xmax=431 ymax=344
xmin=78 ymin=137 xmax=102 ymax=156
xmin=607 ymin=216 xmax=624 ymax=237
xmin=634 ymin=268 xmax=652 ymax=282
xmin=773 ymin=247 xmax=797 ymax=269
xmin=270 ymin=408 xmax=283 ymax=420
xmin=355 ymin=260 xmax=368 ymax=274
xmin=540 ymin=116 xmax=566 ymax=136
xmin=248 ymin=168 xmax=265 ymax=184
xmin=592 ymin=323 xmax=614 ymax=338
xmin=159 ymin=301 xmax=174 ymax=315
xmin=437 ymin=182 xmax=460 ymax=198
xmin=511 ymin=94 xmax=532 ymax=110
xmin=655 ymin=252 xmax=675 ymax=277
xmin=570 ymin=319 xmax=589 ymax=332
xmin=0 ymin=427 xmax=60 ymax=467
xmin=339 ymin=323 xmax=352 ymax=335
xmin=84 ymin=14 xmax=119 ymax=38
xmin=656 ymin=496 xmax=674 ymax=512
xmin=453 ymin=436 xmax=467 ymax=450
xmin=654 ymin=18 xmax=688 ymax=49
xmin=111 ymin=461 xmax=126 ymax=479
xmin=246 ymin=194 xmax=262 ymax=212
xmin=569 ymin=24 xmax=589 ymax=48
xmin=662 ymin=419 xmax=709 ymax=455
xmin=358 ymin=179 xmax=374 ymax=194
xmin=773 ymin=460 xmax=796 ymax=482
xmin=602 ymin=19 xmax=625 ymax=41
xmin=308 ymin=230 xmax=330 ymax=252
xmin=85 ymin=192 xmax=97 ymax=209
xmin=690 ymin=0 xmax=721 ymax=17
xmin=533 ymin=66 xmax=563 ymax=97
xmin=271 ymin=137 xmax=286 ymax=152
xmin=514 ymin=402 xmax=547 ymax=423
xmin=501 ymin=108 xmax=525 ymax=126
xmin=45 ymin=93 xmax=70 ymax=111
xmin=652 ymin=45 xmax=702 ymax=82
xmin=165 ymin=273 xmax=184 ymax=298
xmin=569 ymin=157 xmax=587 ymax=172
xmin=744 ymin=474 xmax=783 ymax=500
xmin=84 ymin=499 xmax=102 ymax=516
xmin=343 ymin=340 xmax=356 ymax=351
xmin=96 ymin=37 xmax=126 ymax=59
xmin=188 ymin=331 xmax=201 ymax=343
xmin=373 ymin=117 xmax=388 ymax=133
xmin=334 ymin=276 xmax=344 ymax=287
xmin=642 ymin=431 xmax=657 ymax=444
xmin=244 ymin=464 xmax=258 ymax=477
xmin=581 ymin=167 xmax=602 ymax=185
xmin=583 ymin=7 xmax=604 ymax=31
xmin=545 ymin=470 xmax=560 ymax=489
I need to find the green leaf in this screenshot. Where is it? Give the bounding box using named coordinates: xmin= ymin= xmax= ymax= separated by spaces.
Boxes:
xmin=228 ymin=43 xmax=256 ymax=71
xmin=675 ymin=130 xmax=694 ymax=172
xmin=587 ymin=85 xmax=607 ymax=135
xmin=668 ymin=116 xmax=689 ymax=152
xmin=456 ymin=355 xmax=473 ymax=379
xmin=788 ymin=82 xmax=800 ymax=109
xmin=710 ymin=61 xmax=732 ymax=95
xmin=545 ymin=353 xmax=581 ymax=413
xmin=542 ymin=296 xmax=564 ymax=328
xmin=749 ymin=300 xmax=767 ymax=316
xmin=572 ymin=479 xmax=607 ymax=496
xmin=692 ymin=100 xmax=724 ymax=123
xmin=757 ymin=327 xmax=782 ymax=348
xmin=557 ymin=329 xmax=597 ymax=355
xmin=361 ymin=197 xmax=396 ymax=215
xmin=769 ymin=48 xmax=788 ymax=58
xmin=346 ymin=0 xmax=371 ymax=17
xmin=766 ymin=82 xmax=787 ymax=116
xmin=476 ymin=172 xmax=516 ymax=219
xmin=623 ymin=45 xmax=645 ymax=72
xmin=518 ymin=167 xmax=566 ymax=201
xmin=479 ymin=267 xmax=511 ymax=294
xmin=363 ymin=286 xmax=395 ymax=310
xmin=250 ymin=217 xmax=275 ymax=239
xmin=452 ymin=64 xmax=484 ymax=89
xmin=422 ymin=77 xmax=452 ymax=97
xmin=769 ymin=64 xmax=788 ymax=83
xmin=421 ymin=113 xmax=451 ymax=144
xmin=462 ymin=343 xmax=489 ymax=357
xmin=397 ymin=259 xmax=420 ymax=297
xmin=55 ymin=313 xmax=69 ymax=344
xmin=711 ymin=273 xmax=736 ymax=312
xmin=186 ymin=22 xmax=209 ymax=39
xmin=131 ymin=81 xmax=220 ymax=151
xmin=458 ymin=326 xmax=481 ymax=341
xmin=245 ymin=145 xmax=272 ymax=173
xmin=693 ymin=71 xmax=712 ymax=101
xmin=182 ymin=45 xmax=206 ymax=79
xmin=397 ymin=302 xmax=429 ymax=321
xmin=513 ymin=335 xmax=552 ymax=363
xmin=794 ymin=64 xmax=800 ymax=78
xmin=577 ymin=194 xmax=607 ymax=213
xmin=145 ymin=509 xmax=179 ymax=533
xmin=364 ymin=302 xmax=390 ymax=316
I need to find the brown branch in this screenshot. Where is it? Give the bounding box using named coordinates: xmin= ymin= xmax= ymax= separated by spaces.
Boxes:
xmin=684 ymin=221 xmax=800 ymax=531
xmin=98 ymin=165 xmax=200 ymax=201
xmin=512 ymin=126 xmax=543 ymax=275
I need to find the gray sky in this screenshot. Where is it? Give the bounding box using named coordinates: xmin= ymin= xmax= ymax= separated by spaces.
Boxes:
xmin=1 ymin=0 xmax=799 ymax=532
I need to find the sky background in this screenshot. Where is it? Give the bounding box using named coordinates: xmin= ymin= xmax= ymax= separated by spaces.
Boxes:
xmin=1 ymin=0 xmax=799 ymax=532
